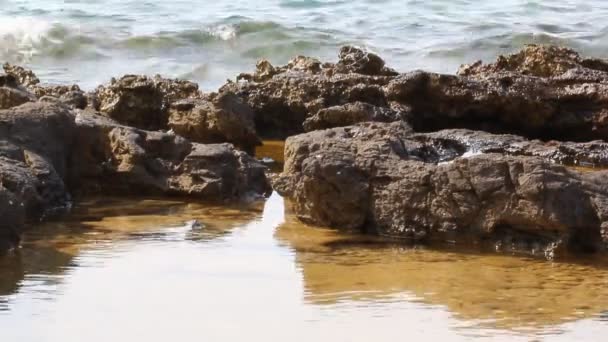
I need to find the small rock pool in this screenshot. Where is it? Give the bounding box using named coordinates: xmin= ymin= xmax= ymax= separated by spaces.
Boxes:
xmin=1 ymin=192 xmax=608 ymax=341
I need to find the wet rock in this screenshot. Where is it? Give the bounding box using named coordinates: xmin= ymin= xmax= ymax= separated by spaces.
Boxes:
xmin=2 ymin=64 xmax=88 ymax=109
xmin=168 ymin=91 xmax=261 ymax=152
xmin=275 ymin=122 xmax=608 ymax=257
xmin=303 ymin=101 xmax=405 ymax=131
xmin=0 ymin=73 xmax=35 ymax=109
xmin=227 ymin=45 xmax=608 ymax=141
xmin=0 ymin=102 xmax=76 ymax=250
xmin=93 ymin=74 xmax=200 ymax=130
xmin=34 ymin=85 xmax=88 ymax=109
xmin=0 ymin=187 xmax=25 ymax=252
xmin=2 ymin=63 xmax=40 ymax=88
xmin=458 ymin=44 xmax=608 ymax=77
xmin=384 ymin=67 xmax=608 ymax=141
xmin=71 ymin=110 xmax=271 ymax=200
xmin=336 ymin=46 xmax=398 ymax=76
xmin=223 ymin=55 xmax=394 ymax=138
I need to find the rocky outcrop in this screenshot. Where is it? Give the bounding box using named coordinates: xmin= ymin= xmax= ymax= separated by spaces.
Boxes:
xmin=458 ymin=44 xmax=608 ymax=77
xmin=168 ymin=91 xmax=261 ymax=152
xmin=223 ymin=46 xmax=395 ymax=138
xmin=223 ymin=44 xmax=608 ymax=142
xmin=0 ymin=102 xmax=76 ymax=250
xmin=384 ymin=68 xmax=608 ymax=142
xmin=93 ymin=74 xmax=200 ymax=130
xmin=303 ymin=101 xmax=404 ymax=132
xmin=2 ymin=63 xmax=88 ymax=110
xmin=71 ymin=110 xmax=270 ymax=199
xmin=0 ymin=73 xmax=35 ymax=110
xmin=92 ymin=75 xmax=261 ymax=151
xmin=0 ymin=101 xmax=271 ymax=251
xmin=275 ymin=122 xmax=608 ymax=258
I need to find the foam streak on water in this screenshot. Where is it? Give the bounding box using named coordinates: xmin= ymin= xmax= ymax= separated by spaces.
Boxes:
xmin=2 ymin=0 xmax=608 ymax=90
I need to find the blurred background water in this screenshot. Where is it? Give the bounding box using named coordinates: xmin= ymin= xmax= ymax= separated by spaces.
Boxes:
xmin=2 ymin=0 xmax=608 ymax=90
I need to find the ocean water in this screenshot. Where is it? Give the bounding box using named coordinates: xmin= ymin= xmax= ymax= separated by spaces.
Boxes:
xmin=2 ymin=0 xmax=608 ymax=90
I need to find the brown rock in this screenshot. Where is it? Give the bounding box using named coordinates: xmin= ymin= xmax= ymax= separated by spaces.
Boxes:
xmin=0 ymin=73 xmax=35 ymax=109
xmin=336 ymin=46 xmax=398 ymax=76
xmin=2 ymin=63 xmax=40 ymax=88
xmin=168 ymin=91 xmax=261 ymax=152
xmin=275 ymin=122 xmax=608 ymax=257
xmin=93 ymin=74 xmax=200 ymax=130
xmin=384 ymin=67 xmax=608 ymax=141
xmin=303 ymin=101 xmax=405 ymax=131
xmin=458 ymin=44 xmax=608 ymax=77
xmin=71 ymin=110 xmax=271 ymax=200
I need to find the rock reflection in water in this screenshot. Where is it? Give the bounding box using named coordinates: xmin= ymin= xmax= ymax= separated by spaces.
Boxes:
xmin=1 ymin=193 xmax=608 ymax=341
xmin=0 ymin=197 xmax=263 ymax=305
xmin=276 ymin=215 xmax=608 ymax=330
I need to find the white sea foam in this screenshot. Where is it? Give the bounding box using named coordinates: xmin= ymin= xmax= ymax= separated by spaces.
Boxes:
xmin=206 ymin=24 xmax=238 ymax=41
xmin=0 ymin=17 xmax=55 ymax=60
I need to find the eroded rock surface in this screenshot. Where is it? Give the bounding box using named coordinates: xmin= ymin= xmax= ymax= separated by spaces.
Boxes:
xmin=223 ymin=46 xmax=395 ymax=138
xmin=223 ymin=44 xmax=608 ymax=141
xmin=0 ymin=102 xmax=76 ymax=250
xmin=303 ymin=101 xmax=404 ymax=132
xmin=275 ymin=122 xmax=608 ymax=257
xmin=0 ymin=102 xmax=271 ymax=251
xmin=93 ymin=74 xmax=200 ymax=130
xmin=168 ymin=91 xmax=261 ymax=152
xmin=72 ymin=110 xmax=270 ymax=199
xmin=0 ymin=73 xmax=35 ymax=110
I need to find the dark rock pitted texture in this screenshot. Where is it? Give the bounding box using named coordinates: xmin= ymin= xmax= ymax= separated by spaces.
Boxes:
xmin=168 ymin=91 xmax=261 ymax=153
xmin=0 ymin=102 xmax=76 ymax=250
xmin=457 ymin=44 xmax=608 ymax=77
xmin=275 ymin=122 xmax=608 ymax=257
xmin=303 ymin=101 xmax=404 ymax=132
xmin=3 ymin=63 xmax=88 ymax=110
xmin=72 ymin=110 xmax=270 ymax=199
xmin=224 ymin=44 xmax=608 ymax=141
xmin=0 ymin=102 xmax=271 ymax=251
xmin=223 ymin=46 xmax=395 ymax=138
xmin=93 ymin=75 xmax=261 ymax=151
xmin=93 ymin=74 xmax=200 ymax=130
xmin=0 ymin=73 xmax=35 ymax=110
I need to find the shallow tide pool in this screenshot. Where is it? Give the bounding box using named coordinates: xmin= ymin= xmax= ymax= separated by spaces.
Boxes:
xmin=1 ymin=192 xmax=608 ymax=341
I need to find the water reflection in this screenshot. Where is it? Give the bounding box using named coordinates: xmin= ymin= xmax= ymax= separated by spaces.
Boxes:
xmin=275 ymin=215 xmax=608 ymax=331
xmin=0 ymin=197 xmax=263 ymax=309
xmin=0 ymin=193 xmax=608 ymax=341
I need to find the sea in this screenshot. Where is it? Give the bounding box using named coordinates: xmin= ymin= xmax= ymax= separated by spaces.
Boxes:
xmin=2 ymin=0 xmax=608 ymax=90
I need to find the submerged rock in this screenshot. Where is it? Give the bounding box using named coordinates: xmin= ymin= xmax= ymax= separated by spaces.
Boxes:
xmin=275 ymin=122 xmax=608 ymax=257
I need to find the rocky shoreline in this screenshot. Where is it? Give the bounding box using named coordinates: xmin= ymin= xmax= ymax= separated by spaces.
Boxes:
xmin=1 ymin=44 xmax=607 ymax=258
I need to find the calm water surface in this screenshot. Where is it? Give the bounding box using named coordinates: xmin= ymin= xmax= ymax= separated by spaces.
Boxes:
xmin=1 ymin=192 xmax=608 ymax=341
